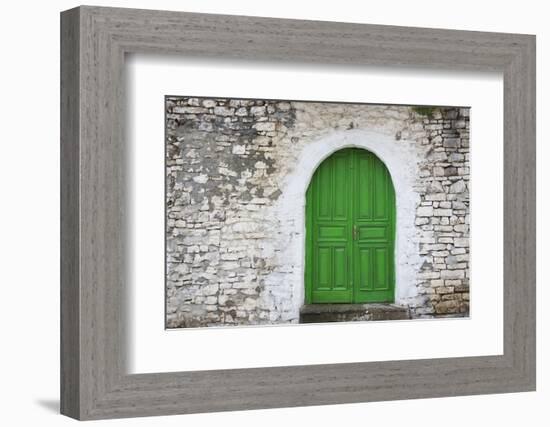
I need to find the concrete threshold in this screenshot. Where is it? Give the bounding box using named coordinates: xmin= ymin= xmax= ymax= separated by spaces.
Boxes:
xmin=299 ymin=303 xmax=410 ymax=323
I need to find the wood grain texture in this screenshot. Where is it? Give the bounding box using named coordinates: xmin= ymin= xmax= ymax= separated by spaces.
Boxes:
xmin=60 ymin=5 xmax=536 ymax=420
xmin=60 ymin=7 xmax=80 ymax=419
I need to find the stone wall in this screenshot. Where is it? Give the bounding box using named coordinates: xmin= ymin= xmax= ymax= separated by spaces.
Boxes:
xmin=165 ymin=96 xmax=470 ymax=328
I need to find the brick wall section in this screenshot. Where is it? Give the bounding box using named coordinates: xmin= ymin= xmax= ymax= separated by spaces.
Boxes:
xmin=165 ymin=97 xmax=470 ymax=327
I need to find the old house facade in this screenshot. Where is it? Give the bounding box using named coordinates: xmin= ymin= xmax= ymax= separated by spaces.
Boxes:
xmin=165 ymin=97 xmax=470 ymax=328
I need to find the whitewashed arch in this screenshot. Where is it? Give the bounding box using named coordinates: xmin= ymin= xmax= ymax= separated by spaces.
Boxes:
xmin=264 ymin=129 xmax=422 ymax=321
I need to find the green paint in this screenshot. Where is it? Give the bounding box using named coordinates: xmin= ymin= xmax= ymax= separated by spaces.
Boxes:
xmin=305 ymin=148 xmax=396 ymax=304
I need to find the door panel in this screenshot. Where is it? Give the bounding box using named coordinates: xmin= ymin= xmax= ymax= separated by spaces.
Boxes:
xmin=317 ymin=247 xmax=332 ymax=289
xmin=333 ymin=247 xmax=348 ymax=290
xmin=358 ymin=224 xmax=387 ymax=240
xmin=317 ymin=164 xmax=332 ymax=220
xmin=318 ymin=225 xmax=347 ymax=240
xmin=356 ymin=154 xmax=372 ymax=220
xmin=358 ymin=247 xmax=372 ymax=291
xmin=306 ymin=148 xmax=395 ymax=304
xmin=333 ymin=154 xmax=348 ymax=220
xmin=373 ymin=158 xmax=390 ymax=220
xmin=374 ymin=247 xmax=389 ymax=290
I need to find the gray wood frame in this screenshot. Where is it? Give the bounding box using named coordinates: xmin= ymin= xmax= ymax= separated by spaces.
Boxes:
xmin=60 ymin=5 xmax=536 ymax=420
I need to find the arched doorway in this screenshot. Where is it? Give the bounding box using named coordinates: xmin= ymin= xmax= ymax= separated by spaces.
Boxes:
xmin=305 ymin=147 xmax=396 ymax=304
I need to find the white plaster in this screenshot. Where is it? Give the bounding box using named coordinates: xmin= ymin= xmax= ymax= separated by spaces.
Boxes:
xmin=267 ymin=130 xmax=423 ymax=319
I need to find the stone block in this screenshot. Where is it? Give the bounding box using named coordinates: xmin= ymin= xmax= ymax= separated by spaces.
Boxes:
xmin=452 ymin=202 xmax=468 ymax=211
xmin=451 ymin=248 xmax=466 ymax=255
xmin=445 ymin=109 xmax=459 ymax=119
xmin=450 ymin=180 xmax=466 ymax=193
xmin=454 ymin=224 xmax=468 ymax=233
xmin=417 ymin=206 xmax=433 ymax=217
xmin=454 ymin=238 xmax=470 ymax=247
xmin=202 ymin=100 xmax=217 ymax=108
xmin=250 ymin=106 xmax=267 ymax=116
xmin=441 ymin=294 xmax=462 ymax=301
xmin=173 ymin=106 xmax=208 ymax=114
xmin=426 ymin=193 xmax=446 ymax=201
xmin=454 ymin=284 xmax=470 ymax=292
xmin=440 ymin=269 xmax=465 ymax=280
xmin=433 ymin=166 xmax=445 ymax=176
xmin=205 ymin=296 xmax=218 ymax=305
xmin=235 ymin=107 xmax=248 ymax=116
xmin=443 ymin=138 xmax=460 ymax=148
xmin=459 ymin=302 xmax=469 ymax=313
xmin=415 ymin=217 xmax=430 ymax=225
xmin=253 ymin=122 xmax=277 ymax=132
xmin=232 ymin=144 xmax=246 ymax=155
xmin=435 ymin=300 xmax=460 ymax=314
xmin=448 ymin=152 xmax=465 ymax=162
xmin=422 ymin=243 xmax=447 ymax=251
xmin=444 ymin=166 xmax=458 ymax=176
xmin=277 ymin=102 xmax=291 ymax=111
xmin=418 ymin=271 xmax=440 ymax=280
xmin=453 ymin=120 xmax=467 ymax=129
xmin=213 ymin=106 xmax=235 ymax=116
xmin=447 ymin=263 xmax=468 ymax=270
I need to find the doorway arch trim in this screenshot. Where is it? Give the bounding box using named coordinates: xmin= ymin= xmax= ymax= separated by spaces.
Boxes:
xmin=269 ymin=129 xmax=423 ymax=318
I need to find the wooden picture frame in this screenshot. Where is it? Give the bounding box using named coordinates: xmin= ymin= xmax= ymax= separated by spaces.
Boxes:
xmin=60 ymin=5 xmax=536 ymax=420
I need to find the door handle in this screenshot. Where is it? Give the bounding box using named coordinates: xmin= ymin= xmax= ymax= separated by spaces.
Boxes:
xmin=353 ymin=224 xmax=358 ymax=240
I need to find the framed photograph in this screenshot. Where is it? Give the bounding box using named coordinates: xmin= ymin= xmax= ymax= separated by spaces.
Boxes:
xmin=61 ymin=5 xmax=535 ymax=420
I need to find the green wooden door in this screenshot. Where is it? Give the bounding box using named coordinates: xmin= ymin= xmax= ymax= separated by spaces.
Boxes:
xmin=305 ymin=148 xmax=395 ymax=304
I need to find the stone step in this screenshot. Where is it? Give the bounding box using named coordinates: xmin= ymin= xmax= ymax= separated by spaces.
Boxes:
xmin=299 ymin=303 xmax=411 ymax=324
